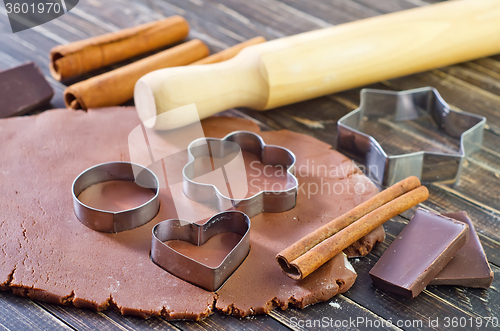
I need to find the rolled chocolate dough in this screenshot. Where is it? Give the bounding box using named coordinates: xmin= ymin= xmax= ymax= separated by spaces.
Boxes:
xmin=166 ymin=233 xmax=244 ymax=269
xmin=0 ymin=107 xmax=384 ymax=320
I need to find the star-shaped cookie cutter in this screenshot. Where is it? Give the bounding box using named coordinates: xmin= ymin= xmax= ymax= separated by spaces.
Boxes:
xmin=183 ymin=131 xmax=298 ymax=218
xmin=337 ymin=87 xmax=486 ymax=186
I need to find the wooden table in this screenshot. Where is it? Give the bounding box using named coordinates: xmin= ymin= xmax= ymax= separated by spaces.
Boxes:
xmin=1 ymin=0 xmax=499 ymax=330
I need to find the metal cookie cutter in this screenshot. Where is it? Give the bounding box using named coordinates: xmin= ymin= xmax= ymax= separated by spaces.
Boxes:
xmin=337 ymin=87 xmax=485 ymax=186
xmin=183 ymin=131 xmax=298 ymax=218
xmin=151 ymin=211 xmax=250 ymax=291
xmin=72 ymin=161 xmax=160 ymax=233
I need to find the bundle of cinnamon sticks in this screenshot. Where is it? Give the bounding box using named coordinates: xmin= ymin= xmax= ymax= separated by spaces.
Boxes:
xmin=49 ymin=16 xmax=265 ymax=110
xmin=276 ymin=176 xmax=429 ymax=280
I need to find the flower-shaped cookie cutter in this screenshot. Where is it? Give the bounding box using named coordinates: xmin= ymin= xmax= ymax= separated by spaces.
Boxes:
xmin=337 ymin=87 xmax=485 ymax=186
xmin=183 ymin=131 xmax=298 ymax=218
xmin=151 ymin=211 xmax=250 ymax=291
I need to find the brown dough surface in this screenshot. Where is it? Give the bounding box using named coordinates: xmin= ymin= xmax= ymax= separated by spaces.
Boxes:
xmin=78 ymin=180 xmax=156 ymax=212
xmin=0 ymin=107 xmax=384 ymax=320
xmin=166 ymin=233 xmax=243 ymax=269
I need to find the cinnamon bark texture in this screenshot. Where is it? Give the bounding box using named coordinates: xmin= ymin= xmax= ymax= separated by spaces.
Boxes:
xmin=64 ymin=40 xmax=209 ymax=110
xmin=190 ymin=36 xmax=266 ymax=65
xmin=49 ymin=16 xmax=189 ymax=81
xmin=277 ymin=178 xmax=429 ymax=280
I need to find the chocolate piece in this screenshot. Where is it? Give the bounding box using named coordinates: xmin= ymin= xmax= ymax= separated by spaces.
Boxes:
xmin=429 ymin=212 xmax=493 ymax=288
xmin=369 ymin=208 xmax=469 ymax=298
xmin=0 ymin=62 xmax=53 ymax=118
xmin=0 ymin=107 xmax=384 ymax=319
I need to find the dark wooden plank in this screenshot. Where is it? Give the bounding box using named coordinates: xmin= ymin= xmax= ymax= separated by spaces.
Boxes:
xmin=228 ymin=106 xmax=500 ymax=329
xmin=174 ymin=312 xmax=291 ymax=331
xmin=383 ymin=71 xmax=500 ymax=135
xmin=440 ymin=63 xmax=500 ymax=96
xmin=36 ymin=301 xmax=179 ymax=331
xmin=321 ymin=88 xmax=500 ymax=229
xmin=269 ymin=294 xmax=402 ymax=331
xmin=0 ymin=291 xmax=72 ymax=331
xmin=0 ymin=15 xmax=10 ymax=34
xmin=143 ymin=0 xmax=259 ymax=46
xmin=395 ymin=204 xmax=500 ymax=270
xmin=470 ymin=58 xmax=500 ymax=77
xmin=436 ymin=164 xmax=500 ymax=212
xmin=276 ymin=0 xmax=378 ymax=24
xmin=333 ymin=88 xmax=500 ymax=246
xmin=342 ymin=0 xmax=500 ymax=135
xmin=239 ymin=95 xmax=347 ymax=147
xmin=255 ymin=69 xmax=500 ymax=248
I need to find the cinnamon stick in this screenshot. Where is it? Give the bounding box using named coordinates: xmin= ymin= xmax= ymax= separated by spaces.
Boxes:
xmin=279 ymin=176 xmax=420 ymax=264
xmin=277 ymin=177 xmax=429 ymax=280
xmin=189 ymin=36 xmax=266 ymax=65
xmin=50 ymin=16 xmax=189 ymax=81
xmin=64 ymin=40 xmax=209 ymax=110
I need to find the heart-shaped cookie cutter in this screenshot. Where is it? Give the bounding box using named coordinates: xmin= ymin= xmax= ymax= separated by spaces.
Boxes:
xmin=151 ymin=211 xmax=250 ymax=291
xmin=183 ymin=131 xmax=298 ymax=218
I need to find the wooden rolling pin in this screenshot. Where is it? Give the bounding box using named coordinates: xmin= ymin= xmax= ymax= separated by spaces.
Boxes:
xmin=134 ymin=0 xmax=500 ymax=130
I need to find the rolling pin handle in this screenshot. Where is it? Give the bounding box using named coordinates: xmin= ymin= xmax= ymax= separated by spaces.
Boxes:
xmin=134 ymin=51 xmax=269 ymax=130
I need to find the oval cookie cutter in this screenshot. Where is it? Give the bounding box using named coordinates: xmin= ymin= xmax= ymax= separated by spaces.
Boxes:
xmin=151 ymin=211 xmax=251 ymax=291
xmin=72 ymin=161 xmax=160 ymax=233
xmin=337 ymin=87 xmax=485 ymax=186
xmin=183 ymin=131 xmax=298 ymax=218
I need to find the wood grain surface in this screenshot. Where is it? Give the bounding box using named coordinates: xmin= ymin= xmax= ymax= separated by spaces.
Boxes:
xmin=1 ymin=0 xmax=499 ymax=330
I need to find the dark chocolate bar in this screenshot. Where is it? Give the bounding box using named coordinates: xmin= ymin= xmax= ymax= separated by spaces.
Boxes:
xmin=429 ymin=211 xmax=493 ymax=288
xmin=369 ymin=208 xmax=469 ymax=298
xmin=0 ymin=62 xmax=53 ymax=118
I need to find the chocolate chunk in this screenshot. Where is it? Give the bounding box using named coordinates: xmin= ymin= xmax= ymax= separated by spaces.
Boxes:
xmin=166 ymin=233 xmax=243 ymax=269
xmin=0 ymin=62 xmax=54 ymax=117
xmin=369 ymin=208 xmax=469 ymax=298
xmin=429 ymin=211 xmax=493 ymax=288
